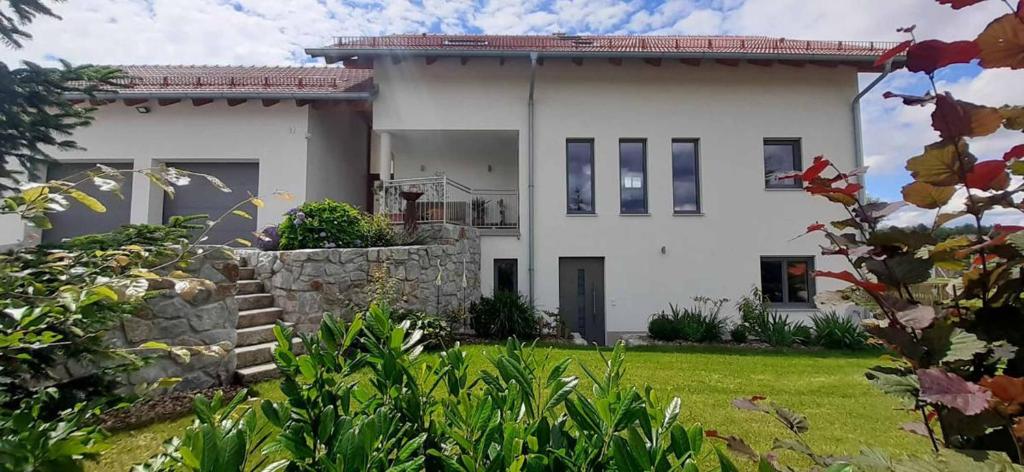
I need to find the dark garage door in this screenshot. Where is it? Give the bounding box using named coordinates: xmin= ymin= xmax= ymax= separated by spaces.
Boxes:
xmin=162 ymin=162 xmax=259 ymax=245
xmin=43 ymin=162 xmax=133 ymax=245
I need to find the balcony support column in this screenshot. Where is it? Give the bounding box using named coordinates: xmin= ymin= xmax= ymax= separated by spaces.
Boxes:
xmin=378 ymin=131 xmax=393 ymax=181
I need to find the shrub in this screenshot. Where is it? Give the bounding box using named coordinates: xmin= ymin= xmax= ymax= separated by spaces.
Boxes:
xmin=809 ymin=310 xmax=868 ymax=350
xmin=730 ymin=324 xmax=749 ymax=344
xmin=391 ymin=310 xmax=453 ymax=349
xmin=737 ymin=288 xmax=806 ymax=347
xmin=277 ymin=199 xmax=366 ymax=250
xmin=145 ymin=305 xmax=733 ymax=471
xmin=647 ymin=298 xmax=728 ymax=343
xmin=361 ymin=212 xmax=396 ymax=247
xmin=647 ymin=312 xmax=678 ymax=341
xmin=58 ymin=214 xmax=205 ymax=251
xmin=469 ymin=291 xmax=540 ymax=340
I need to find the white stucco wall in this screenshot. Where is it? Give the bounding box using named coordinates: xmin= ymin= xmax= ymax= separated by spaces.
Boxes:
xmin=0 ymin=101 xmax=312 ymax=247
xmin=306 ymin=106 xmax=370 ymax=209
xmin=375 ymin=58 xmax=862 ymax=340
xmin=390 ymin=130 xmax=518 ymax=191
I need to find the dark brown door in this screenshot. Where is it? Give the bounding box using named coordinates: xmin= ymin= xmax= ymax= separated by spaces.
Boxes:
xmin=559 ymin=257 xmax=605 ymax=345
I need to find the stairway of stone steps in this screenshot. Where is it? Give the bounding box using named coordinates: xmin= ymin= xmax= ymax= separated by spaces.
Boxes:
xmin=233 ymin=264 xmax=295 ymax=384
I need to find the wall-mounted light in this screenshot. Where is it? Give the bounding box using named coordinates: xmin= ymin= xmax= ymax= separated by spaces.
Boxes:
xmin=420 ymin=164 xmax=426 ymax=172
xmin=660 ymin=246 xmax=667 ymax=255
xmin=135 ymin=106 xmax=151 ymax=114
xmin=487 ymin=164 xmax=493 ymax=172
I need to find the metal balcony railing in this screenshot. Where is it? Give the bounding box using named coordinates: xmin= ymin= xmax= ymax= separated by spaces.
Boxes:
xmin=379 ymin=176 xmax=519 ymax=230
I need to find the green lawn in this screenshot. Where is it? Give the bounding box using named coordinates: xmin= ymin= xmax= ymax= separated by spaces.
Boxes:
xmin=92 ymin=344 xmax=929 ymax=471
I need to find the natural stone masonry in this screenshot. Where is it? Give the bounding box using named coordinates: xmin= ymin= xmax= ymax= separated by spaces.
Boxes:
xmin=97 ymin=248 xmax=242 ymax=393
xmin=239 ymin=224 xmax=482 ymax=334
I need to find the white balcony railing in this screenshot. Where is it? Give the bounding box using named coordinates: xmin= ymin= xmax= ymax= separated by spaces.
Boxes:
xmin=379 ymin=176 xmax=519 ymax=230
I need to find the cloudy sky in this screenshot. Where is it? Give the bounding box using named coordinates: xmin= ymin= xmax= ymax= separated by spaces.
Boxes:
xmin=2 ymin=0 xmax=1021 ymax=227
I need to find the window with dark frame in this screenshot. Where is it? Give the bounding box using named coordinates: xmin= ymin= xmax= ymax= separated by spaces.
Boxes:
xmin=672 ymin=139 xmax=700 ymax=214
xmin=566 ymin=139 xmax=595 ymax=214
xmin=493 ymin=259 xmax=518 ymax=295
xmin=619 ymin=139 xmax=647 ymax=214
xmin=760 ymin=256 xmax=815 ymax=307
xmin=763 ymin=139 xmax=802 ymax=189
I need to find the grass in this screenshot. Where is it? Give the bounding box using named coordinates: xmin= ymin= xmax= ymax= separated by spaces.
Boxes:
xmin=91 ymin=344 xmax=929 ymax=471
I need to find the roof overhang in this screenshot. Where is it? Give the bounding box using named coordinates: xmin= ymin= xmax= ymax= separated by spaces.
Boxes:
xmin=64 ymin=89 xmax=377 ymax=102
xmin=307 ymin=48 xmax=898 ymax=71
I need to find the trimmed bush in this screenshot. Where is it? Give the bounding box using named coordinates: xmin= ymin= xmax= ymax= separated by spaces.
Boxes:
xmin=647 ymin=312 xmax=678 ymax=342
xmin=810 ymin=310 xmax=868 ymax=350
xmin=469 ymin=291 xmax=540 ymax=340
xmin=278 ymin=199 xmax=366 ymax=250
xmin=646 ymin=298 xmax=728 ymax=343
xmin=730 ymin=324 xmax=749 ymax=344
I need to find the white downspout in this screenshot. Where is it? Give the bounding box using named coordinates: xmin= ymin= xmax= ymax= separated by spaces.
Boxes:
xmin=527 ymin=52 xmax=538 ymax=305
xmin=852 ymin=61 xmax=892 ymax=197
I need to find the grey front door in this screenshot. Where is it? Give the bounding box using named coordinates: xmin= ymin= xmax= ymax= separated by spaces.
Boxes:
xmin=558 ymin=257 xmax=605 ymax=345
xmin=161 ymin=162 xmax=259 ymax=245
xmin=43 ymin=162 xmax=133 ymax=244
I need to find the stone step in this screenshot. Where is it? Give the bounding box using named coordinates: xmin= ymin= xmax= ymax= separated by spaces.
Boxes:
xmin=236 ymin=280 xmax=264 ymax=295
xmin=237 ymin=307 xmax=283 ymax=329
xmin=237 ymin=293 xmax=274 ymax=311
xmin=238 ymin=267 xmax=255 ymax=280
xmin=237 ymin=322 xmax=291 ymax=347
xmin=236 ymin=363 xmax=281 ymax=384
xmin=235 ymin=338 xmax=304 ymax=369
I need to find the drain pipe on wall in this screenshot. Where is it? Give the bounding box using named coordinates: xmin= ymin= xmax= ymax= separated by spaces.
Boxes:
xmin=851 ymin=60 xmax=893 ymax=197
xmin=527 ymin=52 xmax=538 ymax=305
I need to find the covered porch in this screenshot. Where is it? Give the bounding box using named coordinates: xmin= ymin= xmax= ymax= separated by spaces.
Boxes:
xmin=375 ymin=129 xmax=520 ymax=233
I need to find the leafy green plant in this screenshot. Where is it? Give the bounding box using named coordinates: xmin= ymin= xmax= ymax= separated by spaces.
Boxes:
xmin=469 ymin=291 xmax=540 ymax=340
xmin=277 ymin=199 xmax=366 ymax=250
xmin=58 ymin=214 xmax=205 ymax=251
xmin=360 ymin=212 xmax=397 ymax=248
xmin=0 ymin=387 xmax=108 ymax=472
xmin=647 ymin=298 xmax=728 ymax=343
xmin=737 ymin=288 xmax=807 ymax=347
xmin=809 ymin=310 xmax=869 ymax=350
xmin=391 ymin=310 xmax=453 ymax=350
xmin=149 ymin=303 xmax=736 ymax=471
xmin=729 ymin=324 xmax=749 ymax=344
xmin=132 ymin=389 xmax=278 ymax=472
xmin=647 ymin=312 xmax=678 ymax=341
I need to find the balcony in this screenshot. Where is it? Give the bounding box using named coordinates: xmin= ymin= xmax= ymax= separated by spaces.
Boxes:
xmin=378 ymin=176 xmax=519 ymax=233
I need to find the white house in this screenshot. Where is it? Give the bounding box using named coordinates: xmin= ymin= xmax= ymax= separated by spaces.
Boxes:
xmin=3 ymin=35 xmax=903 ymax=344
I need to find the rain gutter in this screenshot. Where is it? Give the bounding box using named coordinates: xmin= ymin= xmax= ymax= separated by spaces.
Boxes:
xmin=527 ymin=52 xmax=538 ymax=305
xmin=851 ymin=60 xmax=892 ymax=197
xmin=63 ymin=89 xmax=378 ymax=101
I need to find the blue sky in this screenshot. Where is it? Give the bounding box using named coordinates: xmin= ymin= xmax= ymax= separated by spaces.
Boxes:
xmin=1 ymin=0 xmax=1021 ymax=226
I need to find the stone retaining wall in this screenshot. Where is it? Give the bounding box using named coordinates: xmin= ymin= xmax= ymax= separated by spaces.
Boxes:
xmin=87 ymin=248 xmax=240 ymax=393
xmin=241 ymin=224 xmax=481 ymax=333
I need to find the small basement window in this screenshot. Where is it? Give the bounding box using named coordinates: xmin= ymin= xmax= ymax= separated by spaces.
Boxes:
xmin=760 ymin=256 xmax=815 ymax=307
xmin=494 ymin=259 xmax=518 ymax=294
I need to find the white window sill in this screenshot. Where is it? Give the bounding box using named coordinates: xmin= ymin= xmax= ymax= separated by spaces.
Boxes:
xmin=673 ymin=212 xmax=704 ymax=217
xmin=566 ymin=213 xmax=598 ymax=217
xmin=764 ymin=187 xmax=804 ymax=192
xmin=619 ymin=213 xmax=650 ymax=216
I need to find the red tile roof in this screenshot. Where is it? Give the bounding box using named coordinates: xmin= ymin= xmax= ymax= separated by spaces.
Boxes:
xmin=78 ymin=65 xmax=374 ymax=98
xmin=311 ymin=34 xmax=902 ymax=65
